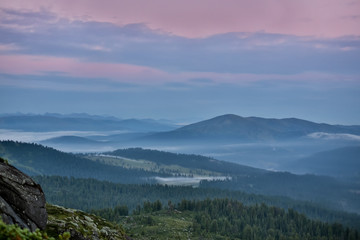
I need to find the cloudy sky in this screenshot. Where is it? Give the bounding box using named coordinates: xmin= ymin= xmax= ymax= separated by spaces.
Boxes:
xmin=0 ymin=0 xmax=359 ymax=124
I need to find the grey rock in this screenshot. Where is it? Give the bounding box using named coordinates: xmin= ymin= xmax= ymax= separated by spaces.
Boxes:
xmin=0 ymin=161 xmax=47 ymax=231
xmin=0 ymin=195 xmax=28 ymax=228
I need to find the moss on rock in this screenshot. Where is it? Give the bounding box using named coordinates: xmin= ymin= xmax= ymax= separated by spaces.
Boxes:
xmin=46 ymin=204 xmax=128 ymax=240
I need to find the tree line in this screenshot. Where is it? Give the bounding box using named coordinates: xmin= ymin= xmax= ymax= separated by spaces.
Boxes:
xmin=99 ymin=198 xmax=360 ymax=240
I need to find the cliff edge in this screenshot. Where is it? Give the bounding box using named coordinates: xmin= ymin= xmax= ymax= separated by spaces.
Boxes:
xmin=0 ymin=157 xmax=47 ymax=231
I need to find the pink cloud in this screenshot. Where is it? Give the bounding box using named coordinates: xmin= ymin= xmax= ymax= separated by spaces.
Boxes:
xmin=0 ymin=54 xmax=357 ymax=92
xmin=0 ymin=43 xmax=21 ymax=51
xmin=0 ymin=54 xmax=168 ymax=83
xmin=1 ymin=0 xmax=359 ymax=38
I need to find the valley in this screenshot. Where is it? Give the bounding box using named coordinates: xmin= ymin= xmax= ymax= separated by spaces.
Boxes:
xmin=1 ymin=113 xmax=360 ymax=239
xmin=1 ymin=1 xmax=359 ymax=238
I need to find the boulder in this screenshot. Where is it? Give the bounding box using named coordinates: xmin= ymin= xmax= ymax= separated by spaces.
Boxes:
xmin=0 ymin=158 xmax=47 ymax=231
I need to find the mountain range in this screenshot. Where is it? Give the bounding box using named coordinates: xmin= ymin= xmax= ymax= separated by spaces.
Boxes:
xmin=2 ymin=113 xmax=360 ymax=144
xmin=1 ymin=113 xmax=359 ymax=172
xmin=147 ymin=114 xmax=360 ymax=142
xmin=0 ymin=113 xmax=176 ymax=132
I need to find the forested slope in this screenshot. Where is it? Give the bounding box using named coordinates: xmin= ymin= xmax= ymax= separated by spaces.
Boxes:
xmin=0 ymin=141 xmax=170 ymax=183
xmin=34 ymin=175 xmax=360 ymax=230
xmin=117 ymin=199 xmax=360 ymax=240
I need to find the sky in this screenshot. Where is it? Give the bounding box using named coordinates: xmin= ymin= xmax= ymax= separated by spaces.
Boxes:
xmin=0 ymin=0 xmax=359 ymax=124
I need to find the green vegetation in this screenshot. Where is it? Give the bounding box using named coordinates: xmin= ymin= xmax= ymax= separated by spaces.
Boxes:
xmin=2 ymin=140 xmax=360 ymax=235
xmin=34 ymin=175 xmax=360 ymax=230
xmin=200 ymin=172 xmax=360 ymax=213
xmin=0 ymin=218 xmax=70 ymax=240
xmin=121 ymin=210 xmax=194 ymax=240
xmin=90 ymin=205 xmax=129 ymax=223
xmin=184 ymin=199 xmax=360 ymax=240
xmin=46 ymin=204 xmax=127 ymax=240
xmin=0 ymin=156 xmax=8 ymax=164
xmin=1 ymin=204 xmax=127 ymax=240
xmin=112 ymin=199 xmax=360 ymax=240
xmin=85 ymin=154 xmax=221 ymax=176
xmin=2 ymin=141 xmax=359 ymax=214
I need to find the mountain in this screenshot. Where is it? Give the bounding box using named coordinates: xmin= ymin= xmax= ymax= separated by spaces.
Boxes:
xmin=147 ymin=114 xmax=360 ymax=142
xmin=0 ymin=114 xmax=176 ymax=132
xmin=43 ymin=112 xmax=121 ymax=121
xmin=0 ymin=140 xmax=170 ymax=183
xmin=284 ymin=146 xmax=360 ymax=178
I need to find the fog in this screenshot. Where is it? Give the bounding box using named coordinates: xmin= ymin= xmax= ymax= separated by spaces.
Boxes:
xmin=1 ymin=129 xmax=359 ymax=173
xmin=308 ymin=132 xmax=360 ymax=141
xmin=153 ymin=176 xmax=229 ymax=187
xmin=0 ymin=129 xmax=128 ymax=142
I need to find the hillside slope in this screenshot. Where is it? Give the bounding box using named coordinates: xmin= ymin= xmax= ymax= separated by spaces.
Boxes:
xmin=34 ymin=175 xmax=360 ymax=229
xmin=105 ymin=147 xmax=265 ymax=176
xmin=0 ymin=140 xmax=170 ymax=183
xmin=285 ymin=146 xmax=360 ymax=178
xmin=119 ymin=199 xmax=360 ymax=239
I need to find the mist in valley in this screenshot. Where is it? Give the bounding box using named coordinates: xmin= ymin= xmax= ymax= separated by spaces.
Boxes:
xmin=2 ymin=127 xmax=358 ymax=176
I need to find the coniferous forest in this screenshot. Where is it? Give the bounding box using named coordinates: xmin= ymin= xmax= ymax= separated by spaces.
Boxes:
xmin=34 ymin=175 xmax=360 ymax=230
xmin=93 ymin=198 xmax=360 ymax=240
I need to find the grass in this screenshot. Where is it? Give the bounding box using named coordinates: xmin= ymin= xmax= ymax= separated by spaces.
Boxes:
xmin=86 ymin=154 xmax=222 ymax=177
xmin=119 ymin=210 xmax=194 ymax=240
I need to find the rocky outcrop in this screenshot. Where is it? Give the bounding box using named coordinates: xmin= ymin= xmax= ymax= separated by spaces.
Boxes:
xmin=0 ymin=158 xmax=47 ymax=231
xmin=46 ymin=204 xmax=128 ymax=240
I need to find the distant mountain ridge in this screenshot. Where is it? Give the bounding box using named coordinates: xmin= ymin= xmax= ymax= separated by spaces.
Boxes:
xmin=285 ymin=146 xmax=360 ymax=178
xmin=148 ymin=114 xmax=360 ymax=142
xmin=0 ymin=113 xmax=176 ymax=132
xmin=2 ymin=113 xmax=359 ymax=140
